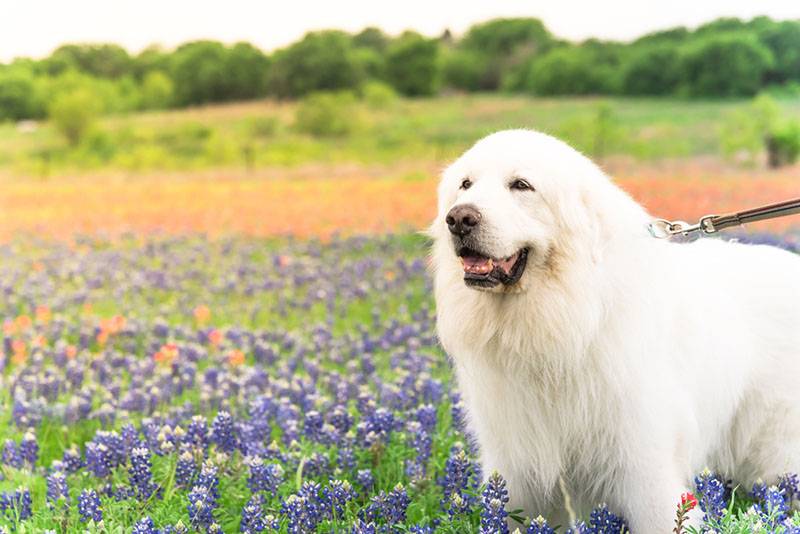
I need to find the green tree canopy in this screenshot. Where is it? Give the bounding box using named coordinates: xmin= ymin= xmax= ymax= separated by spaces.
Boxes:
xmin=679 ymin=33 xmax=774 ymax=96
xmin=267 ymin=31 xmax=364 ymax=98
xmin=385 ymin=32 xmax=440 ymax=96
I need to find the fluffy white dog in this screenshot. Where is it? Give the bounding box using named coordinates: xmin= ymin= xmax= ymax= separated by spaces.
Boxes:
xmin=431 ymin=129 xmax=800 ymax=532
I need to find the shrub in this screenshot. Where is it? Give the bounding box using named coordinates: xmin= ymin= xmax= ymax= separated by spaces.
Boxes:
xmin=719 ymin=94 xmax=776 ymax=164
xmin=139 ymin=71 xmax=174 ymax=110
xmin=268 ymin=31 xmax=364 ymax=98
xmin=48 ymin=88 xmax=100 ymax=145
xmin=765 ymin=121 xmax=800 ymax=168
xmin=385 ymin=33 xmax=440 ymax=96
xmin=679 ymin=33 xmax=774 ymax=97
xmin=294 ymin=91 xmax=360 ymax=137
xmin=360 ymin=81 xmax=397 ymax=108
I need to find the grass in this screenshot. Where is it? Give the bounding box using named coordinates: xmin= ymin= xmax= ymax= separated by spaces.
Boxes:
xmin=3 ymin=94 xmax=800 ymax=176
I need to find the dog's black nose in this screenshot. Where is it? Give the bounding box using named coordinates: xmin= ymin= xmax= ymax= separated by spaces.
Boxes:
xmin=446 ymin=204 xmax=481 ymax=236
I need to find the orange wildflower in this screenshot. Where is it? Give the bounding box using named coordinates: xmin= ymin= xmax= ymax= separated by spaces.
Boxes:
xmin=227 ymin=349 xmax=245 ymax=366
xmin=208 ymin=329 xmax=223 ymax=347
xmin=193 ymin=305 xmax=211 ymax=325
xmin=35 ymin=305 xmax=52 ymax=324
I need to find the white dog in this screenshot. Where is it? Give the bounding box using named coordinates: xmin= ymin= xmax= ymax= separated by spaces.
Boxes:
xmin=431 ymin=129 xmax=800 ymax=532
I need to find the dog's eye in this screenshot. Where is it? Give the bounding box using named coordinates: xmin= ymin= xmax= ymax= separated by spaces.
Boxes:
xmin=510 ymin=178 xmax=533 ymax=192
xmin=460 ymin=179 xmax=472 ymax=190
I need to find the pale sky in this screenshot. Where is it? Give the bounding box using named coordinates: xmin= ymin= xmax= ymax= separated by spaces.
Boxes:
xmin=2 ymin=0 xmax=800 ymax=62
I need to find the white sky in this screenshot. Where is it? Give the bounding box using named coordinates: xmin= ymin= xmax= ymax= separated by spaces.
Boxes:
xmin=2 ymin=0 xmax=800 ymax=62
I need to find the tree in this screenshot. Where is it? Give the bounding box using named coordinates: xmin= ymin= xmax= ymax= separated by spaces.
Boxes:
xmin=755 ymin=20 xmax=800 ymax=83
xmin=225 ymin=42 xmax=270 ymax=100
xmin=679 ymin=33 xmax=774 ymax=97
xmin=443 ymin=48 xmax=491 ymax=91
xmin=0 ymin=69 xmax=45 ymax=121
xmin=454 ymin=18 xmax=554 ymax=90
xmin=267 ymin=31 xmax=364 ymax=98
xmin=353 ymin=27 xmax=389 ymax=52
xmin=621 ymin=46 xmax=682 ymax=95
xmin=385 ymin=32 xmax=440 ymax=96
xmin=170 ymin=41 xmax=231 ymax=106
xmin=526 ymin=45 xmax=620 ymax=95
xmin=47 ymin=44 xmax=133 ymax=78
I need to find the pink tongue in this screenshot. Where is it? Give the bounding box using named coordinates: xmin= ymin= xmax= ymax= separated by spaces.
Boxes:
xmin=462 ymin=255 xmax=493 ymax=275
xmin=497 ymin=252 xmax=520 ymax=274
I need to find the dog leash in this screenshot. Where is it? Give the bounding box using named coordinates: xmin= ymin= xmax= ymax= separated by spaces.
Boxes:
xmin=648 ymin=197 xmax=800 ymax=238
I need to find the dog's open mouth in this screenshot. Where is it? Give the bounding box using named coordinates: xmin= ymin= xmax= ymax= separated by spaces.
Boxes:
xmin=458 ymin=247 xmax=529 ymax=288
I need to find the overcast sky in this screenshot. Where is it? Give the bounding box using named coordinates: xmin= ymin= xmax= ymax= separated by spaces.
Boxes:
xmin=2 ymin=0 xmax=800 ymax=62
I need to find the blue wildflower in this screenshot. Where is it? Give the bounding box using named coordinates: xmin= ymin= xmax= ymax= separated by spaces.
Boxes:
xmin=211 ymin=411 xmax=237 ymax=453
xmin=175 ymin=450 xmax=196 ymax=487
xmin=78 ymin=489 xmax=103 ymax=523
xmin=588 ymin=504 xmax=628 ymax=533
xmin=188 ymin=484 xmax=217 ymax=530
xmin=527 ymin=516 xmax=556 ymax=534
xmin=132 ymin=516 xmax=160 ymax=534
xmin=357 ymin=469 xmax=374 ymax=491
xmin=19 ymin=429 xmax=38 ymax=468
xmin=129 ymin=447 xmax=158 ymax=499
xmin=694 ymin=470 xmax=727 ymax=523
xmin=46 ymin=471 xmax=68 ymax=509
xmin=481 ymin=471 xmax=509 ymax=534
xmin=247 ymin=456 xmax=284 ymax=493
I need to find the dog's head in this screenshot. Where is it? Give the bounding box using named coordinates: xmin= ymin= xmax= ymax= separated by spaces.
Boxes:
xmin=432 ymin=129 xmax=640 ymax=293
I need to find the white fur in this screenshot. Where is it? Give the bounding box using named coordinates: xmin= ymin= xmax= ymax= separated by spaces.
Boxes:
xmin=431 ymin=129 xmax=800 ymax=532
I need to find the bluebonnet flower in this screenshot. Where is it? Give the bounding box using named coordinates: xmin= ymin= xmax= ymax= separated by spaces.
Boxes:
xmin=175 ymin=450 xmax=196 ymax=488
xmin=186 ymin=415 xmax=210 ymax=449
xmin=78 ymin=489 xmax=103 ymax=523
xmin=752 ymin=485 xmax=789 ymax=527
xmin=19 ymin=429 xmax=37 ymax=467
xmin=211 ymin=410 xmax=237 ymax=453
xmin=325 ymin=479 xmax=357 ymax=519
xmin=85 ymin=442 xmax=112 ymax=478
xmin=2 ymin=439 xmax=22 ymax=468
xmin=197 ymin=461 xmax=220 ymax=499
xmin=282 ymin=490 xmax=325 ymax=533
xmin=415 ymin=403 xmax=437 ymax=433
xmin=241 ymin=494 xmax=266 ymax=533
xmin=440 ymin=444 xmax=478 ymax=517
xmin=780 ymin=473 xmax=799 ymax=503
xmin=386 ymin=484 xmax=411 ymax=523
xmin=188 ymin=484 xmax=217 ymax=530
xmin=480 ymin=471 xmax=509 ymax=534
xmin=587 ymin=504 xmax=628 ymax=533
xmin=46 ymin=471 xmax=68 ymax=509
xmin=350 ymin=519 xmax=377 ymax=533
xmin=247 ymin=456 xmax=284 ymax=493
xmin=129 ymin=447 xmax=158 ymax=499
xmin=0 ymin=488 xmax=32 ymax=521
xmin=357 ymin=469 xmax=374 ymax=491
xmin=694 ymin=470 xmax=727 ymax=523
xmin=132 ymin=516 xmax=160 ymax=534
xmin=527 ymin=516 xmax=556 ymax=534
xmin=62 ymin=444 xmax=82 ymax=473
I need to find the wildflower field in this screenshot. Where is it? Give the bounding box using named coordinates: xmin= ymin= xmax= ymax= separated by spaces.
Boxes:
xmin=1 ymin=228 xmax=800 ymax=533
xmin=2 ymin=94 xmax=800 ymax=533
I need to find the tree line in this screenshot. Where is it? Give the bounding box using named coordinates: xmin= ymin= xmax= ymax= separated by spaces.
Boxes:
xmin=1 ymin=16 xmax=799 ymax=122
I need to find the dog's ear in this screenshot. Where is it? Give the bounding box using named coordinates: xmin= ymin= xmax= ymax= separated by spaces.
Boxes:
xmin=558 ymin=187 xmax=607 ymax=264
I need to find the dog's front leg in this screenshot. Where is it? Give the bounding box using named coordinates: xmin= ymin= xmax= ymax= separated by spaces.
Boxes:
xmin=613 ymin=463 xmax=693 ymax=534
